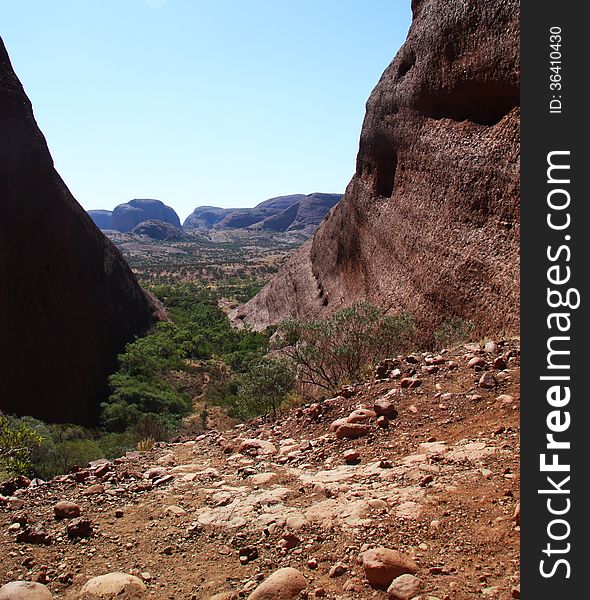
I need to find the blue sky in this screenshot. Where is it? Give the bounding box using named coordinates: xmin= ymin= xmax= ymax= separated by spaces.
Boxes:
xmin=1 ymin=0 xmax=411 ymax=220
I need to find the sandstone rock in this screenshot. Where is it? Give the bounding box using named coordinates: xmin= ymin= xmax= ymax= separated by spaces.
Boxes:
xmin=467 ymin=357 xmax=487 ymax=369
xmin=387 ymin=574 xmax=423 ymax=600
xmin=343 ymin=450 xmax=361 ymax=464
xmin=0 ymin=581 xmax=53 ymax=599
xmin=80 ymin=573 xmax=147 ymax=597
xmin=328 ymin=562 xmax=348 ymax=578
xmin=87 ymin=209 xmax=112 ymax=229
xmin=347 ymin=408 xmax=376 ymax=423
xmin=361 ymin=547 xmax=418 ymax=590
xmin=247 ymin=567 xmax=307 ymax=599
xmin=493 ymin=356 xmax=507 ymax=370
xmin=335 ymin=423 xmax=370 ymax=439
xmin=66 ymin=518 xmax=93 ymax=539
xmin=232 ymin=0 xmax=520 ymax=345
xmin=484 ymin=341 xmax=499 ymax=353
xmin=209 ymin=593 xmax=239 ymax=600
xmin=53 ymin=501 xmax=81 ymax=520
xmin=400 ymin=378 xmax=422 ymax=389
xmin=83 ymin=484 xmax=105 ymax=496
xmin=238 ymin=439 xmax=277 ymax=455
xmin=0 ymin=39 xmax=158 ymax=424
xmin=377 ymin=415 xmax=390 ymax=428
xmin=479 ymin=372 xmax=498 ymax=388
xmin=374 ymin=398 xmax=398 ymax=418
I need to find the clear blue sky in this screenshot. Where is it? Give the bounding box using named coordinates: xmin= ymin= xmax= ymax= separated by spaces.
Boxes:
xmin=1 ymin=0 xmax=411 ymax=221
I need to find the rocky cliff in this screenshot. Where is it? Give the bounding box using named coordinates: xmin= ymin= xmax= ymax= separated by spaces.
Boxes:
xmin=233 ymin=0 xmax=520 ymax=342
xmin=0 ymin=38 xmax=158 ymax=424
xmin=111 ymin=199 xmax=181 ymax=233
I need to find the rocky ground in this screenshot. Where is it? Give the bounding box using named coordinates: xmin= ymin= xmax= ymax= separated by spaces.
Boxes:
xmin=0 ymin=340 xmax=520 ymax=599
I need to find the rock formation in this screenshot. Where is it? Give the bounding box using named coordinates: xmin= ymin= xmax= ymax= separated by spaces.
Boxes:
xmin=111 ymin=199 xmax=180 ymax=233
xmin=87 ymin=209 xmax=113 ymax=230
xmin=183 ymin=193 xmax=342 ymax=235
xmin=0 ymin=37 xmax=158 ymax=424
xmin=131 ymin=219 xmax=188 ymax=242
xmin=233 ymin=0 xmax=520 ymax=342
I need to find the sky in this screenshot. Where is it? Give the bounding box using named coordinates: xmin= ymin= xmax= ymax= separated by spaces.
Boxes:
xmin=1 ymin=0 xmax=411 ymax=221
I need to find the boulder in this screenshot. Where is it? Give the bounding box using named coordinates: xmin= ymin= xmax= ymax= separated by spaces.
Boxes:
xmin=0 ymin=581 xmax=53 ymax=599
xmin=53 ymin=501 xmax=81 ymax=520
xmin=361 ymin=547 xmax=418 ymax=590
xmin=80 ymin=573 xmax=147 ymax=597
xmin=247 ymin=567 xmax=307 ymax=599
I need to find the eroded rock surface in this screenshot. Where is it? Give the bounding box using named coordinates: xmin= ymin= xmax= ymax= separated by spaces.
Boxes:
xmin=233 ymin=0 xmax=520 ymax=343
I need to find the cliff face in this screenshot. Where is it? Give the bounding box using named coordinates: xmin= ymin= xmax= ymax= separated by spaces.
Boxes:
xmin=0 ymin=38 xmax=158 ymax=424
xmin=233 ymin=0 xmax=520 ymax=342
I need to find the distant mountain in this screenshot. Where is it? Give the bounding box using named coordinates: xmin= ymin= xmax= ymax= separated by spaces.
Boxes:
xmin=111 ymin=199 xmax=181 ymax=233
xmin=87 ymin=209 xmax=113 ymax=229
xmin=183 ymin=193 xmax=342 ymax=234
xmin=131 ymin=219 xmax=189 ymax=241
xmin=182 ymin=206 xmax=236 ymax=231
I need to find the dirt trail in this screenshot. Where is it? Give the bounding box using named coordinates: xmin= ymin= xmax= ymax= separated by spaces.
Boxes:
xmin=0 ymin=341 xmax=520 ymax=599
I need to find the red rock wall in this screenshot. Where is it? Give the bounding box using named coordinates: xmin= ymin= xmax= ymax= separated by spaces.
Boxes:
xmin=234 ymin=0 xmax=520 ymax=343
xmin=0 ymin=38 xmax=159 ymax=424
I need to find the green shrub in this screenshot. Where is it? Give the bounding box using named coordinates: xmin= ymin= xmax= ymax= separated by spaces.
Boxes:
xmin=236 ymin=358 xmax=296 ymax=418
xmin=0 ymin=414 xmax=43 ymax=479
xmin=434 ymin=317 xmax=475 ymax=348
xmin=275 ymin=303 xmax=415 ymax=393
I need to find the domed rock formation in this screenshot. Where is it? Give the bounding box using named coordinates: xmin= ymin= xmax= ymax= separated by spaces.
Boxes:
xmin=87 ymin=209 xmax=113 ymax=230
xmin=0 ymin=37 xmax=159 ymax=424
xmin=111 ymin=199 xmax=180 ymax=233
xmin=131 ymin=219 xmax=188 ymax=241
xmin=233 ymin=0 xmax=520 ymax=343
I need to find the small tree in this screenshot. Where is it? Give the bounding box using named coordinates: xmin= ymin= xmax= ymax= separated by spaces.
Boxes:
xmin=0 ymin=414 xmax=43 ymax=478
xmin=237 ymin=358 xmax=295 ymax=418
xmin=275 ymin=303 xmax=414 ymax=393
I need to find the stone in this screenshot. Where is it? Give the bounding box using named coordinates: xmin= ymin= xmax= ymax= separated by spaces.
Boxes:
xmin=400 ymin=378 xmax=422 ymax=389
xmin=80 ymin=573 xmax=147 ymax=597
xmin=479 ymin=372 xmax=498 ymax=388
xmin=467 ymin=357 xmax=487 ymax=369
xmin=343 ymin=450 xmax=361 ymax=464
xmin=347 ymin=408 xmax=376 ymax=423
xmin=83 ymin=484 xmax=105 ymax=496
xmin=16 ymin=527 xmax=51 ymax=545
xmin=387 ymin=574 xmax=423 ymax=600
xmin=484 ymin=341 xmax=499 ymax=353
xmin=66 ymin=518 xmax=93 ymax=539
xmin=209 ymin=593 xmax=239 ymax=600
xmin=247 ymin=567 xmax=307 ymax=599
xmin=53 ymin=501 xmax=81 ymax=520
xmin=374 ymin=398 xmax=398 ymax=418
xmin=328 ymin=562 xmax=348 ymax=577
xmin=238 ymin=439 xmax=277 ymax=455
xmin=335 ymin=423 xmax=370 ymax=439
xmin=111 ymin=199 xmax=181 ymax=233
xmin=493 ymin=356 xmax=507 ymax=370
xmin=361 ymin=547 xmax=418 ymax=590
xmin=377 ymin=415 xmax=390 ymax=428
xmin=0 ymin=581 xmax=53 ymax=599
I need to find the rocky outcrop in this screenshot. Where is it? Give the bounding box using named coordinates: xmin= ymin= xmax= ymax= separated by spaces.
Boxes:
xmin=87 ymin=210 xmax=113 ymax=230
xmin=233 ymin=0 xmax=520 ymax=342
xmin=182 ymin=206 xmax=235 ymax=231
xmin=0 ymin=37 xmax=158 ymax=424
xmin=131 ymin=219 xmax=188 ymax=241
xmin=111 ymin=199 xmax=180 ymax=233
xmin=183 ymin=193 xmax=342 ymax=235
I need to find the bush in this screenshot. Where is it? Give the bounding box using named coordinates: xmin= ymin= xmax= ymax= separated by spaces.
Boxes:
xmin=236 ymin=358 xmax=296 ymax=418
xmin=434 ymin=317 xmax=475 ymax=348
xmin=275 ymin=303 xmax=415 ymax=393
xmin=0 ymin=414 xmax=43 ymax=479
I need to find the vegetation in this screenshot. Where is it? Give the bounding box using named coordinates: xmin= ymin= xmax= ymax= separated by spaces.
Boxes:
xmin=434 ymin=316 xmax=475 ymax=348
xmin=0 ymin=414 xmax=43 ymax=479
xmin=274 ymin=303 xmax=415 ymax=393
